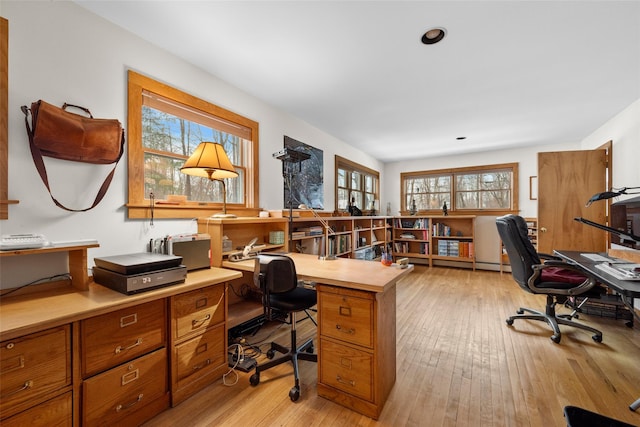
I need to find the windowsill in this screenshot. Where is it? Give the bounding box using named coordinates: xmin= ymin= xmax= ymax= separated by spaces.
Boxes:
xmin=127 ymin=203 xmax=260 ymax=219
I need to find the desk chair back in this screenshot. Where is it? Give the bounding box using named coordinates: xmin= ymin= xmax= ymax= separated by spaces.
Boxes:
xmin=496 ymin=214 xmax=541 ymax=292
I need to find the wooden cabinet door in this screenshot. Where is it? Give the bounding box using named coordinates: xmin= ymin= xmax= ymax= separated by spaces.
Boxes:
xmin=537 ymin=149 xmax=607 ymax=253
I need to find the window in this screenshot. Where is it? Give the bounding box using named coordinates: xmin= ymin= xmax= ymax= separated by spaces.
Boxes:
xmin=401 ymin=163 xmax=518 ymax=214
xmin=335 ymin=156 xmax=380 ymax=213
xmin=127 ymin=71 xmax=259 ymax=218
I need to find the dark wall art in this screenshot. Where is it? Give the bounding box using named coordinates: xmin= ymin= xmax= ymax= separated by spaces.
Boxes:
xmin=282 ymin=136 xmax=324 ymax=209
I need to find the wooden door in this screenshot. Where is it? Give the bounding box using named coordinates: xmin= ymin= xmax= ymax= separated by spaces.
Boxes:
xmin=537 ymin=149 xmax=607 ymax=253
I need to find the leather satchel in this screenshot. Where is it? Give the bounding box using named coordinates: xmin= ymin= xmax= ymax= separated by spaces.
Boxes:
xmin=21 ymin=100 xmax=125 ymax=212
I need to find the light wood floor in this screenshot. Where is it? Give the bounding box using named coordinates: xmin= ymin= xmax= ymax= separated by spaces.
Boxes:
xmin=144 ymin=266 xmax=640 ymax=427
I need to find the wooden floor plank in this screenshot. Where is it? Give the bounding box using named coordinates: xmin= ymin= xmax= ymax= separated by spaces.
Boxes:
xmin=144 ymin=266 xmax=640 ymax=426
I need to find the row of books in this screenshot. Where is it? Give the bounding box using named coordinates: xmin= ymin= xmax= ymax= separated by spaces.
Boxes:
xmin=393 ymin=241 xmax=429 ymax=255
xmin=432 ymin=223 xmax=453 ymax=237
xmin=328 ymin=234 xmax=352 ymax=255
xmin=394 ymin=218 xmax=428 ymax=229
xmin=437 ymin=240 xmax=474 ymax=258
xmin=292 ymin=225 xmax=323 ymax=238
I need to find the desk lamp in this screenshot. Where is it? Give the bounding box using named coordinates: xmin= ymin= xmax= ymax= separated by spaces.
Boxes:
xmin=181 ymin=142 xmax=238 ymax=218
xmin=585 ymin=186 xmax=640 ymax=207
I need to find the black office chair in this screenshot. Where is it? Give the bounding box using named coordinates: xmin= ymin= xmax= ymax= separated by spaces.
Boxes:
xmin=496 ymin=214 xmax=604 ymax=344
xmin=249 ymin=254 xmax=317 ymax=401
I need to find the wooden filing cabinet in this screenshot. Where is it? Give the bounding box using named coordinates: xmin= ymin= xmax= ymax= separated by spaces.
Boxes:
xmin=80 ymin=300 xmax=169 ymax=426
xmin=317 ymin=284 xmax=396 ymax=420
xmin=0 ymin=325 xmax=72 ymax=424
xmin=169 ymin=282 xmax=227 ymax=406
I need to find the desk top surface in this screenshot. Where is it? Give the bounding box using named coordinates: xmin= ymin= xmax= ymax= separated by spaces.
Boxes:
xmin=223 ymin=252 xmax=414 ymax=293
xmin=0 ymin=267 xmax=242 ymax=341
xmin=554 ymin=250 xmax=640 ymax=297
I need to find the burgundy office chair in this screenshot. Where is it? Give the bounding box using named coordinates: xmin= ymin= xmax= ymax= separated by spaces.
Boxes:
xmin=249 ymin=254 xmax=317 ymax=401
xmin=496 ymin=214 xmax=604 ymax=343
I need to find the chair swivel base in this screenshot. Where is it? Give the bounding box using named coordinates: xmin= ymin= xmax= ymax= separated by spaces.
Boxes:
xmin=506 ymin=304 xmax=603 ymax=344
xmin=249 ymin=328 xmax=317 ymax=402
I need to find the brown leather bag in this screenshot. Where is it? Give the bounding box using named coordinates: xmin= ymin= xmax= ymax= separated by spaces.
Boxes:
xmin=21 ymin=100 xmax=125 ymax=212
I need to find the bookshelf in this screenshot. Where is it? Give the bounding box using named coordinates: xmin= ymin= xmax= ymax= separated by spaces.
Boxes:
xmin=392 ymin=215 xmax=476 ymax=270
xmin=288 ymin=215 xmax=392 ymax=260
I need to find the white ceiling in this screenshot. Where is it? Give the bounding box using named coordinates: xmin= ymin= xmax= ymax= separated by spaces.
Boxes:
xmin=76 ymin=1 xmax=640 ymax=163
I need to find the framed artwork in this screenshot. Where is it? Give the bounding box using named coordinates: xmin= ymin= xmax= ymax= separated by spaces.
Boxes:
xmin=282 ymin=136 xmax=323 ymax=209
xmin=529 ymin=176 xmax=538 ymax=200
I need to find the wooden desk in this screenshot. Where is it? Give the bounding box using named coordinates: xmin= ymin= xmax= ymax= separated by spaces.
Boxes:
xmin=225 ymin=253 xmax=414 ymax=419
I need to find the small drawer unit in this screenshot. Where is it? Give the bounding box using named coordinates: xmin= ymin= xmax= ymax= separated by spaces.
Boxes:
xmin=317 ymin=283 xmax=396 ymax=420
xmin=172 ymin=284 xmax=225 ymax=340
xmin=173 ymin=324 xmax=226 ymax=390
xmin=81 ymin=299 xmax=166 ymax=377
xmin=170 ymin=283 xmax=228 ymax=406
xmin=82 ymin=347 xmax=167 ymax=426
xmin=319 ymin=338 xmax=373 ymax=401
xmin=319 ymin=290 xmax=374 ymax=348
xmin=0 ymin=325 xmax=71 ymax=420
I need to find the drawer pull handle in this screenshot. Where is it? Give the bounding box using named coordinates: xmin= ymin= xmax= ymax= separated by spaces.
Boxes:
xmin=336 ymin=375 xmax=355 ymax=387
xmin=116 ymin=393 xmax=143 ymax=412
xmin=192 ymin=358 xmax=211 ymax=371
xmin=1 ymin=380 xmax=33 ymax=398
xmin=335 ymin=324 xmax=355 ymax=334
xmin=114 ymin=338 xmax=142 ymax=354
xmin=192 ymin=313 xmax=211 ymax=327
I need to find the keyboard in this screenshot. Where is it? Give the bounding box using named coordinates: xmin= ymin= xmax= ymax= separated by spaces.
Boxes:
xmin=594 ymin=262 xmax=640 ymax=281
xmin=0 ymin=234 xmax=49 ymax=250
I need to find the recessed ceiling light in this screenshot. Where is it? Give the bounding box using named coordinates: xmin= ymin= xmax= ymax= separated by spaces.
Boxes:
xmin=421 ymin=27 xmax=446 ymax=45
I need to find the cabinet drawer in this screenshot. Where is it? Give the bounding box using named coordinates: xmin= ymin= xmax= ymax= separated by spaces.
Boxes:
xmin=172 ymin=284 xmax=225 ymax=340
xmin=1 ymin=391 xmax=72 ymax=427
xmin=0 ymin=325 xmax=71 ymax=419
xmin=174 ymin=324 xmax=226 ymax=388
xmin=319 ymin=338 xmax=373 ymax=401
xmin=82 ymin=300 xmax=166 ymax=377
xmin=82 ymin=347 xmax=167 ymax=426
xmin=319 ymin=291 xmax=373 ymax=347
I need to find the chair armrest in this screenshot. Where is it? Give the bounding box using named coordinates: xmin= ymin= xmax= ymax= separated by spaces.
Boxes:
xmin=529 ymin=261 xmax=597 ymax=296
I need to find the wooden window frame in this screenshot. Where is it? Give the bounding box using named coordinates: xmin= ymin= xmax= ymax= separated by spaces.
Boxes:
xmin=335 ymin=155 xmax=380 ymax=214
xmin=126 ymin=71 xmax=259 ymax=219
xmin=401 ymin=162 xmax=519 ymax=216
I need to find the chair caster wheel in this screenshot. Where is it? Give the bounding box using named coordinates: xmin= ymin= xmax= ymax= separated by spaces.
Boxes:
xmin=266 ymin=349 xmax=275 ymax=359
xmin=249 ymin=373 xmax=260 ymax=386
xmin=550 ymin=334 xmax=561 ymax=344
xmin=289 ymin=386 xmax=300 ymax=402
xmin=592 ymin=334 xmax=602 ymax=343
xmin=506 ymin=318 xmax=514 ymax=326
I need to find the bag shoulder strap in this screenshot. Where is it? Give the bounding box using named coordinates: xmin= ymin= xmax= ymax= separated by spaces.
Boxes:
xmin=21 ymin=104 xmax=124 ymax=212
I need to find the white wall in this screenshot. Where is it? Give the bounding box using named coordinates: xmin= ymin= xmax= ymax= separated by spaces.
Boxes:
xmin=580 ymin=98 xmax=640 ymax=199
xmin=1 ymin=1 xmax=382 ymax=288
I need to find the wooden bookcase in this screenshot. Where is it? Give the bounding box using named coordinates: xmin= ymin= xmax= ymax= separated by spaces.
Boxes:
xmin=392 ymin=215 xmax=476 ymax=270
xmin=288 ymin=215 xmax=392 ymax=260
